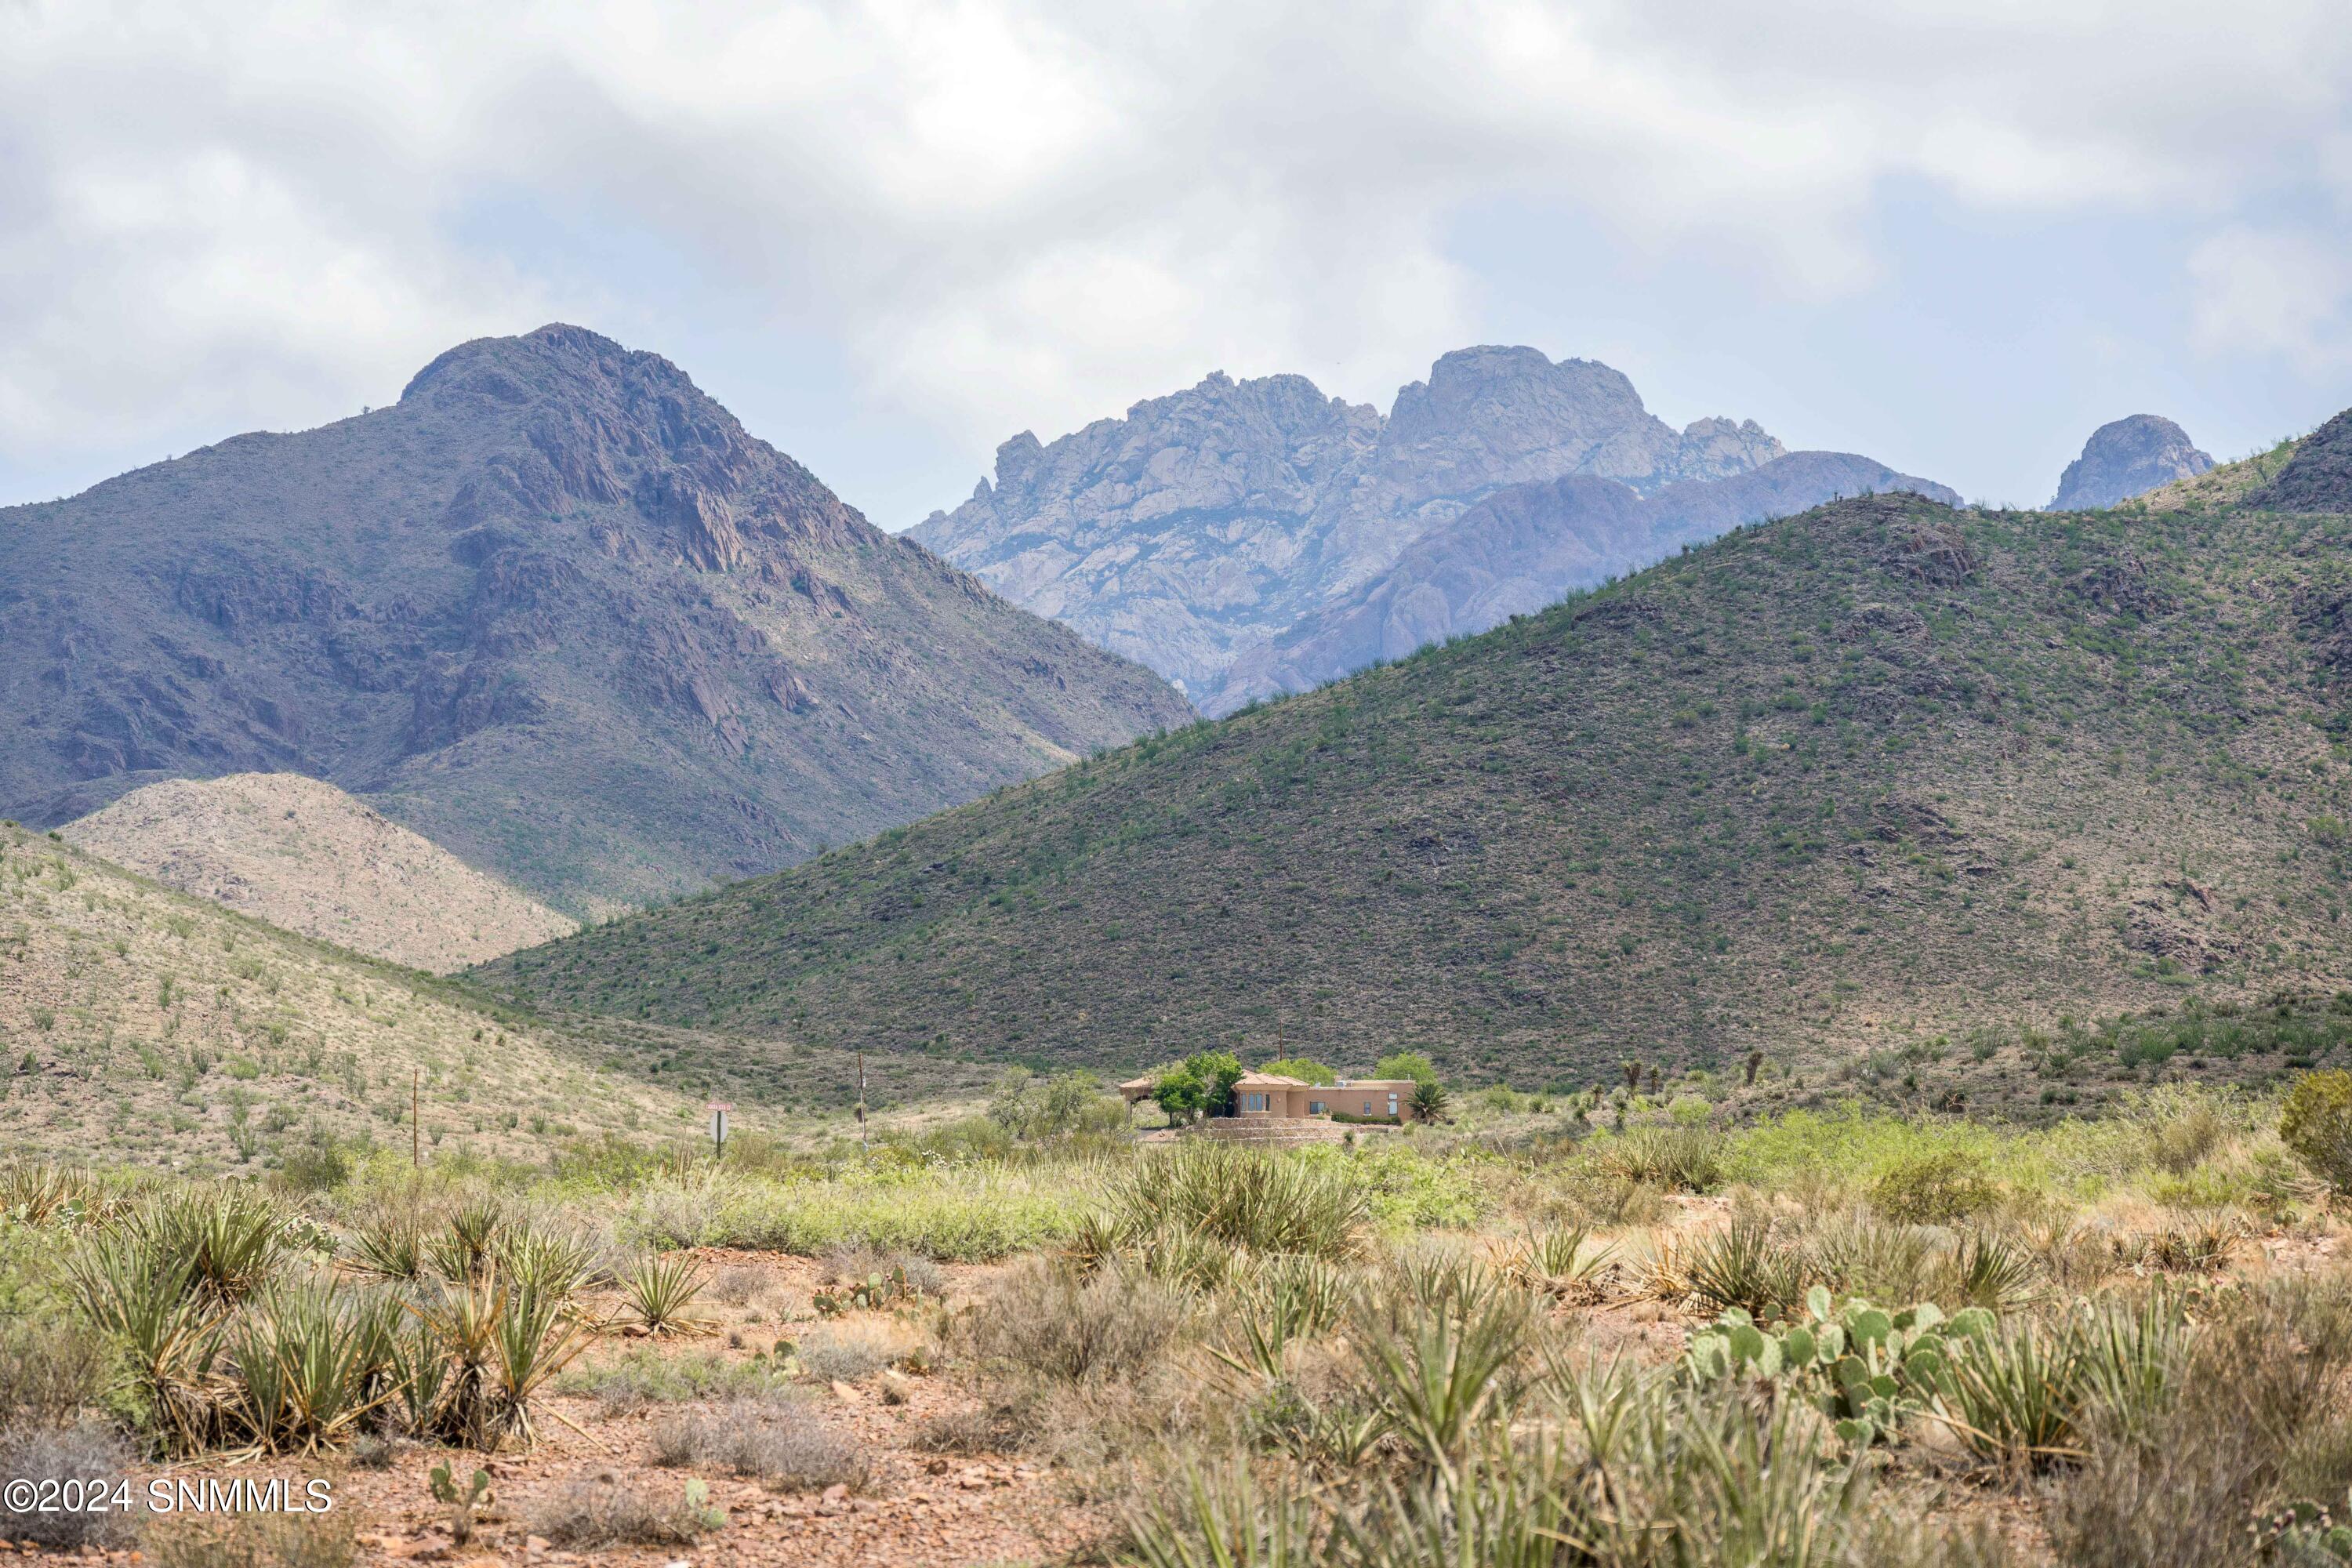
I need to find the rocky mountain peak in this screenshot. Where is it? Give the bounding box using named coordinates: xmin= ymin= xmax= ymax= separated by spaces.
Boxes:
xmin=2052 ymin=415 xmax=2214 ymax=510
xmin=911 ymin=346 xmax=1813 ymax=703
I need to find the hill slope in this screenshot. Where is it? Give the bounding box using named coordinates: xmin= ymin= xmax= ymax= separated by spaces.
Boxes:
xmin=488 ymin=456 xmax=2352 ymax=1088
xmin=0 ymin=822 xmax=994 ymax=1169
xmin=909 ymin=347 xmax=1809 ymax=712
xmin=0 ymin=325 xmax=1192 ymax=913
xmin=56 ymin=772 xmax=574 ymax=971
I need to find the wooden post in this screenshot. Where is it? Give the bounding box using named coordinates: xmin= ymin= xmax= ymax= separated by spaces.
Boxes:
xmin=857 ymin=1051 xmax=867 ymax=1153
xmin=411 ymin=1068 xmax=420 ymax=1170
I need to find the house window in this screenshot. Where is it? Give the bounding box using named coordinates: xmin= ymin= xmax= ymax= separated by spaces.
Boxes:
xmin=1308 ymin=1101 xmax=1327 ymax=1115
xmin=1244 ymin=1093 xmax=1267 ymax=1112
xmin=1388 ymin=1094 xmax=1399 ymax=1117
xmin=1362 ymin=1101 xmax=1374 ymax=1114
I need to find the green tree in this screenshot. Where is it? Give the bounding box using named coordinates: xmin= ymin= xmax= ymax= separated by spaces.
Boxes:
xmin=1410 ymin=1078 xmax=1450 ymax=1123
xmin=1373 ymin=1051 xmax=1440 ymax=1090
xmin=1152 ymin=1062 xmax=1205 ymax=1123
xmin=1185 ymin=1051 xmax=1246 ymax=1117
xmin=989 ymin=1069 xmax=1118 ymax=1140
xmin=1259 ymin=1057 xmax=1337 ymax=1085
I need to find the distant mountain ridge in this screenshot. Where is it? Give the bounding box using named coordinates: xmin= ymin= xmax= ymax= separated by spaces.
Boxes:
xmin=910 ymin=347 xmax=1944 ymax=713
xmin=0 ymin=325 xmax=1192 ymax=912
xmin=1219 ymin=452 xmax=1959 ymax=708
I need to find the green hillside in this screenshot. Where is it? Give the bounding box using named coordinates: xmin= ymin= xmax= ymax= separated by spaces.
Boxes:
xmin=485 ymin=435 xmax=2352 ymax=1091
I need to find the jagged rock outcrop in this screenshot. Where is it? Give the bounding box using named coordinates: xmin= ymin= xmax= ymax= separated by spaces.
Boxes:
xmin=2253 ymin=409 xmax=2352 ymax=513
xmin=2052 ymin=415 xmax=2214 ymax=510
xmin=910 ymin=347 xmax=1798 ymax=711
xmin=1218 ymin=452 xmax=1958 ymax=707
xmin=0 ymin=325 xmax=1192 ymax=911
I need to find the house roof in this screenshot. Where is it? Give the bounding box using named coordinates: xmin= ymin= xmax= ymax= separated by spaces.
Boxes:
xmin=1235 ymin=1073 xmax=1312 ymax=1087
xmin=1117 ymin=1076 xmax=1155 ymax=1091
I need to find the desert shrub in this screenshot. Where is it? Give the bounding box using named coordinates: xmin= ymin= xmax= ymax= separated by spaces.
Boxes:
xmin=0 ymin=1421 xmax=145 ymax=1550
xmin=0 ymin=1317 xmax=108 ymax=1428
xmin=555 ymin=1347 xmax=789 ymax=1414
xmin=149 ymin=1514 xmax=356 ymax=1568
xmin=2136 ymin=1088 xmax=2231 ymax=1176
xmin=1868 ymin=1151 xmax=2000 ymax=1224
xmin=682 ymin=1171 xmax=1077 ymax=1261
xmin=528 ymin=1474 xmax=721 ymax=1547
xmin=707 ymin=1263 xmax=766 ymax=1305
xmin=2280 ymin=1070 xmax=2352 ymax=1190
xmin=962 ymin=1259 xmax=1189 ymax=1387
xmin=652 ymin=1397 xmax=869 ymax=1491
xmin=798 ymin=1328 xmax=892 ymax=1384
xmin=2045 ymin=1280 xmax=2352 ymax=1568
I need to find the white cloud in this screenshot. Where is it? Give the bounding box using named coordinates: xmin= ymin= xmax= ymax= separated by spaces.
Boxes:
xmin=2188 ymin=226 xmax=2352 ymax=372
xmin=1 ymin=0 xmax=2348 ymax=498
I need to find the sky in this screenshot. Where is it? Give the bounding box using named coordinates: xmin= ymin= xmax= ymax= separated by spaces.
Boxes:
xmin=3 ymin=0 xmax=2350 ymax=526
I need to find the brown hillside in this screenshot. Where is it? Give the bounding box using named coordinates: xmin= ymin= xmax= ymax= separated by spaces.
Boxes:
xmin=58 ymin=771 xmax=575 ymax=971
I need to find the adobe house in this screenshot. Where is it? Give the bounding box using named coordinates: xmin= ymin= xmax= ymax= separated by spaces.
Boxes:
xmin=1121 ymin=1071 xmax=1423 ymax=1123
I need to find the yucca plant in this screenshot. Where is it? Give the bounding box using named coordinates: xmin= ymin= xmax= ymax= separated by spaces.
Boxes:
xmin=1934 ymin=1229 xmax=2045 ymax=1312
xmin=132 ymin=1188 xmax=290 ymax=1309
xmin=1355 ymin=1287 xmax=1534 ymax=1482
xmin=1125 ymin=1461 xmax=1324 ymax=1568
xmin=225 ymin=1276 xmax=401 ymax=1455
xmin=63 ymin=1236 xmax=227 ymax=1454
xmin=423 ymin=1201 xmax=506 ymax=1283
xmin=1512 ymin=1223 xmax=1615 ymax=1300
xmin=1109 ymin=1145 xmax=1370 ymax=1260
xmin=1934 ymin=1319 xmax=2087 ymax=1467
xmin=1210 ymin=1257 xmax=1351 ymax=1383
xmin=1807 ymin=1214 xmax=1936 ymax=1304
xmin=1603 ymin=1125 xmax=1724 ymax=1192
xmin=1684 ymin=1215 xmax=1812 ymax=1321
xmin=1559 ymin=1370 xmax=1871 ymax=1567
xmin=0 ymin=1162 xmax=92 ymax=1227
xmin=499 ymin=1228 xmax=597 ymax=1305
xmin=619 ymin=1253 xmax=714 ymax=1338
xmin=346 ymin=1218 xmax=424 ymax=1283
xmin=489 ymin=1280 xmax=592 ymax=1446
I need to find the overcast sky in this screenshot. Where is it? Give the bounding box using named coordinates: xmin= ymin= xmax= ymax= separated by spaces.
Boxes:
xmin=5 ymin=0 xmax=2350 ymax=524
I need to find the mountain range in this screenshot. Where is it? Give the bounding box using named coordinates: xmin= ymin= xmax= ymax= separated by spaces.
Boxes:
xmin=485 ymin=412 xmax=2352 ymax=1094
xmin=0 ymin=325 xmax=1192 ymax=913
xmin=910 ymin=347 xmax=1953 ymax=713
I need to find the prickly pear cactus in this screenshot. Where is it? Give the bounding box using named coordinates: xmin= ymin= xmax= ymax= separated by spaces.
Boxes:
xmin=1680 ymin=1283 xmax=1995 ymax=1446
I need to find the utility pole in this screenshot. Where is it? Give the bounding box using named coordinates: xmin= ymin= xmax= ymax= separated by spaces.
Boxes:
xmin=857 ymin=1051 xmax=868 ymax=1153
xmin=411 ymin=1068 xmax=420 ymax=1170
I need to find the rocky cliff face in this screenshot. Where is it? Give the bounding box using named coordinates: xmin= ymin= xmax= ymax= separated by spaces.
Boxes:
xmin=909 ymin=347 xmax=1926 ymax=713
xmin=2051 ymin=416 xmax=2214 ymax=510
xmin=0 ymin=325 xmax=1193 ymax=911
xmin=1218 ymin=452 xmax=1959 ymax=708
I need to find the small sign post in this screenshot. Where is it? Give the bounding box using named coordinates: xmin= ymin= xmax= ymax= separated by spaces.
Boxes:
xmin=706 ymin=1101 xmax=733 ymax=1160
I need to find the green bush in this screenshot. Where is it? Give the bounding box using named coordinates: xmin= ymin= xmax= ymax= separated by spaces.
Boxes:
xmin=2281 ymin=1070 xmax=2352 ymax=1191
xmin=1868 ymin=1151 xmax=2001 ymax=1224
